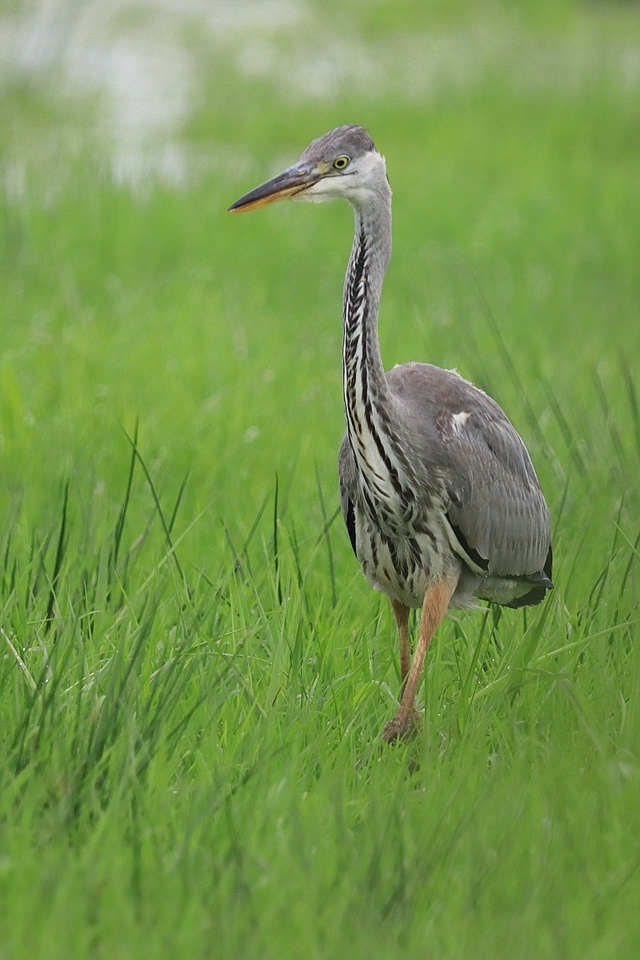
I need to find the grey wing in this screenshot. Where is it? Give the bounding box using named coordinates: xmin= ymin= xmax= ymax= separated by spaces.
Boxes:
xmin=338 ymin=432 xmax=358 ymax=557
xmin=443 ymin=407 xmax=551 ymax=579
xmin=388 ymin=363 xmax=552 ymax=581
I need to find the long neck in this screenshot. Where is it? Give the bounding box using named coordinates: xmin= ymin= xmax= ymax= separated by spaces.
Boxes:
xmin=342 ymin=183 xmax=399 ymax=486
xmin=342 ymin=197 xmax=391 ymax=397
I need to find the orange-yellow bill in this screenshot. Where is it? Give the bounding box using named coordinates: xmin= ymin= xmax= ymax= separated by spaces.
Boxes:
xmin=228 ymin=161 xmax=322 ymax=213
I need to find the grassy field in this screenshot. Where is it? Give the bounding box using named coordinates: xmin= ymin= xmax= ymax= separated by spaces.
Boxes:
xmin=1 ymin=0 xmax=640 ymax=957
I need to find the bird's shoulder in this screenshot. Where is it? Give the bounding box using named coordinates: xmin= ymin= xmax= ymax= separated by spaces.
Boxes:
xmin=385 ymin=362 xmax=550 ymax=578
xmin=386 ymin=362 xmax=503 ymax=423
xmin=385 ymin=361 xmax=537 ymax=486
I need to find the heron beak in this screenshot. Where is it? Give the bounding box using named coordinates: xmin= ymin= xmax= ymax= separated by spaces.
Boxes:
xmin=228 ymin=161 xmax=326 ymax=212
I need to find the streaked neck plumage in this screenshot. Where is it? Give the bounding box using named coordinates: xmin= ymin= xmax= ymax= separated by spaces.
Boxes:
xmin=342 ymin=170 xmax=392 ymax=397
xmin=342 ymin=162 xmax=407 ymax=512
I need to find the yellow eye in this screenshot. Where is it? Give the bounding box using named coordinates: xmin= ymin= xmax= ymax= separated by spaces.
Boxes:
xmin=333 ymin=155 xmax=350 ymax=170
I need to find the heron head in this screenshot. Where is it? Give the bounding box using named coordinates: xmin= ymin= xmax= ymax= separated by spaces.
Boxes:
xmin=229 ymin=125 xmax=388 ymax=214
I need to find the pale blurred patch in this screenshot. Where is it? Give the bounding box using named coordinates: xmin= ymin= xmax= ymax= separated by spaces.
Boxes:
xmin=1 ymin=0 xmax=639 ymax=186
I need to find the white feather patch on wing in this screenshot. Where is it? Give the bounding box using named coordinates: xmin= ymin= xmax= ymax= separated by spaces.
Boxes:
xmin=450 ymin=411 xmax=470 ymax=434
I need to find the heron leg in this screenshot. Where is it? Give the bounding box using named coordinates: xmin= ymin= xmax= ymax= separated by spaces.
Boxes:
xmin=382 ymin=575 xmax=458 ymax=744
xmin=390 ymin=598 xmax=411 ymax=688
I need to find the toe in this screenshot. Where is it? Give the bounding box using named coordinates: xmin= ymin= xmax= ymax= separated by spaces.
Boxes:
xmin=381 ymin=709 xmax=421 ymax=744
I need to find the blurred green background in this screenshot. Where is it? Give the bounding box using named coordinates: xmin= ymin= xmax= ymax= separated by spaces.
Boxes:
xmin=1 ymin=1 xmax=639 ymax=957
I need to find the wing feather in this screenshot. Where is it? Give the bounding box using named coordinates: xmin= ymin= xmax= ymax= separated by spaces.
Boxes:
xmin=386 ymin=363 xmax=551 ymax=580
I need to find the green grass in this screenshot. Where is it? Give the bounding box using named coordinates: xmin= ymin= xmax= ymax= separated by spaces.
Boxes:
xmin=1 ymin=1 xmax=640 ymax=957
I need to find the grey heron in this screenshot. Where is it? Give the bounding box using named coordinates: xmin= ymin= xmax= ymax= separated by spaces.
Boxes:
xmin=230 ymin=126 xmax=553 ymax=743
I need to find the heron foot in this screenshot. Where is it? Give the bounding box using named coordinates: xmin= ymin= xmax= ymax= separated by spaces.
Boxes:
xmin=381 ymin=704 xmax=422 ymax=744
